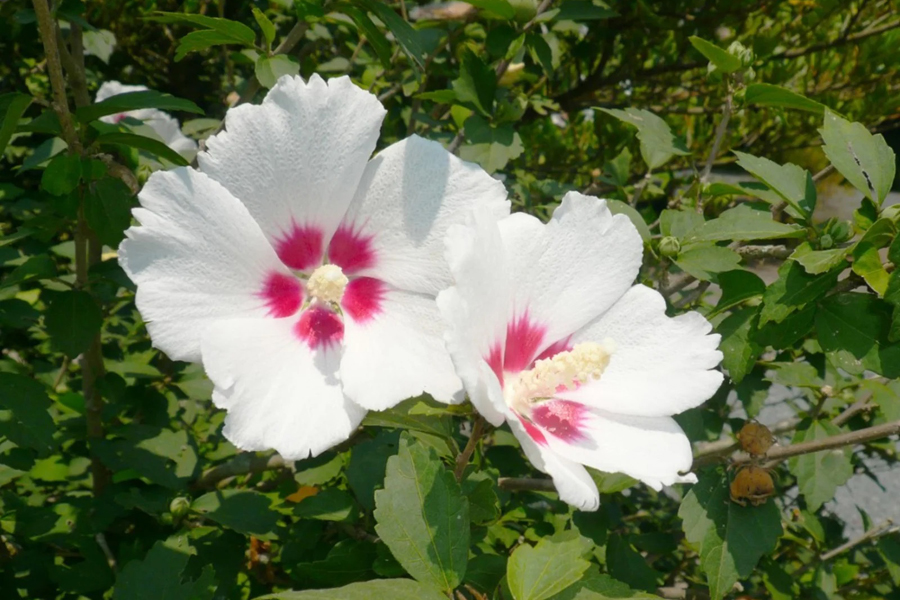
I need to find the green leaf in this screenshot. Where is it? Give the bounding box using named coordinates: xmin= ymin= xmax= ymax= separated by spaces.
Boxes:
xmin=660 ymin=208 xmax=704 ymax=238
xmin=551 ymin=568 xmax=659 ymax=599
xmin=464 ymin=0 xmax=516 ymax=19
xmin=717 ymin=306 xmax=761 ymax=383
xmin=689 ymin=36 xmax=742 ymax=73
xmin=597 ymin=107 xmax=689 ymax=170
xmin=360 ymin=0 xmax=426 ymax=69
xmin=678 ymin=471 xmax=783 ymax=600
xmin=714 ymin=270 xmax=766 ymax=314
xmin=788 ymin=421 xmax=853 ymax=511
xmin=459 ymin=115 xmax=524 ymax=173
xmin=675 ymin=245 xmax=742 ymax=280
xmin=113 ymin=535 xmax=213 ymax=600
xmin=85 ymin=178 xmax=135 ymax=247
xmin=149 ymin=11 xmax=256 ymax=46
xmin=789 ymin=242 xmax=848 ymax=275
xmin=0 ymin=254 xmax=57 ymax=288
xmin=508 ymin=530 xmax=592 ymax=600
xmin=821 ymin=109 xmax=896 ymax=205
xmin=553 ymin=0 xmax=617 ymax=20
xmin=340 ymin=4 xmax=394 ymax=69
xmin=94 ymin=425 xmax=199 ymax=489
xmin=733 ymin=151 xmax=815 ymax=217
xmin=0 ymin=373 xmax=56 ymax=454
xmin=76 ymin=90 xmax=203 ymax=122
xmin=464 ymin=476 xmax=500 ymax=525
xmin=744 ymin=83 xmax=828 ymax=115
xmin=251 ymin=7 xmax=276 ymax=48
xmin=688 ymin=204 xmax=805 ymax=244
xmin=889 ymin=235 xmax=900 ymax=265
xmin=760 ymin=260 xmax=838 ymax=325
xmin=816 ymin=293 xmax=900 ymax=378
xmin=453 ymin=50 xmax=497 ymax=117
xmin=291 ymin=540 xmax=377 ymax=587
xmin=767 ymin=361 xmax=822 ymax=388
xmin=373 ymin=434 xmax=469 ymax=592
xmin=95 ymin=131 xmax=189 ymax=166
xmin=878 ymin=536 xmax=900 ymax=587
xmin=606 ymin=199 xmax=651 ymax=242
xmin=605 ymin=534 xmax=661 ymax=592
xmin=294 ymin=489 xmax=359 ymax=522
xmin=255 ymin=55 xmax=301 ymax=89
xmin=347 ymin=431 xmax=399 ymax=510
xmin=363 ymin=397 xmax=455 ymax=441
xmin=41 ymin=152 xmax=82 ymax=196
xmin=852 ymin=242 xmax=890 ymax=295
xmin=0 ymin=93 xmax=32 ymax=156
xmin=45 ymin=290 xmax=103 ymax=358
xmin=192 ymin=489 xmax=279 ymax=536
xmin=257 ymin=579 xmax=449 ymax=600
xmin=754 ymin=304 xmax=815 ymax=350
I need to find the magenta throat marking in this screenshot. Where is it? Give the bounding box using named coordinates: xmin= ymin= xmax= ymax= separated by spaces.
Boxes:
xmin=295 ymin=306 xmax=344 ymax=350
xmin=519 ymin=415 xmax=548 ymax=446
xmin=342 ymin=277 xmax=386 ymax=324
xmin=503 ymin=312 xmax=548 ymax=373
xmin=531 ymin=400 xmax=588 ymax=443
xmin=328 ymin=224 xmax=377 ymax=274
xmin=276 ymin=223 xmax=324 ymax=271
xmin=260 ymin=272 xmax=303 ymax=317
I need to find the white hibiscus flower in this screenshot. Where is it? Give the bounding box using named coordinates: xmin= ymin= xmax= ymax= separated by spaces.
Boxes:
xmin=438 ymin=192 xmax=723 ymax=510
xmin=96 ymin=81 xmax=198 ymax=158
xmin=119 ymin=74 xmax=510 ymax=459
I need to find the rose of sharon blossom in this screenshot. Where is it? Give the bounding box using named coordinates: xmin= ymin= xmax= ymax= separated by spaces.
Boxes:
xmin=119 ymin=75 xmax=509 ymax=459
xmin=96 ymin=81 xmax=198 ymax=158
xmin=438 ymin=193 xmax=723 ymax=510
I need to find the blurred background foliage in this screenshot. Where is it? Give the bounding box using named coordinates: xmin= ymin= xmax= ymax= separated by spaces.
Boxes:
xmin=2 ymin=0 xmax=900 ymax=599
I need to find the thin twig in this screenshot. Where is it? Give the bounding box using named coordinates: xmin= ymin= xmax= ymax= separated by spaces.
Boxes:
xmin=699 ymin=91 xmax=733 ymax=186
xmin=193 ymin=454 xmax=289 ymax=490
xmin=454 ymin=417 xmax=485 ymax=481
xmin=734 ymin=419 xmax=900 ymax=466
xmin=498 ymin=477 xmax=556 ymax=492
xmin=736 ymin=244 xmax=792 ymax=260
xmin=30 ymin=0 xmax=80 ymax=152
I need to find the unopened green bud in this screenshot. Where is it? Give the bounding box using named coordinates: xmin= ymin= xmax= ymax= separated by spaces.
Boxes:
xmin=169 ymin=496 xmax=191 ymax=518
xmin=820 ymin=234 xmax=834 ymax=249
xmin=831 ymin=220 xmax=852 ymax=243
xmin=659 ymin=236 xmax=681 ymax=257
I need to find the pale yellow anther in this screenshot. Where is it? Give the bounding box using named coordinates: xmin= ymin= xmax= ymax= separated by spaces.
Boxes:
xmin=307 ymin=264 xmax=349 ymax=305
xmin=506 ymin=341 xmax=614 ymax=414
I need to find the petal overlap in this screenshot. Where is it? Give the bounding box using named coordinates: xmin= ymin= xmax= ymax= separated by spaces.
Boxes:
xmin=121 ymin=74 xmax=511 ymax=462
xmin=441 ymin=194 xmax=722 ymax=510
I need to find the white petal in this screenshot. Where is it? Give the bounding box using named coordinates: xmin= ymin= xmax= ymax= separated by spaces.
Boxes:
xmin=437 ymin=208 xmax=512 ymax=424
xmin=545 ymin=410 xmax=695 ymax=491
xmin=560 ymin=284 xmax=723 ymax=416
xmin=508 ymin=415 xmax=600 ymax=511
xmin=499 ymin=191 xmax=643 ymax=348
xmin=201 ymin=317 xmax=365 ymax=459
xmin=340 ymin=135 xmax=510 ymax=294
xmin=119 ymin=168 xmax=292 ymax=362
xmin=143 ymin=112 xmax=197 ymax=157
xmin=340 ymin=286 xmax=463 ymax=410
xmin=198 ymin=75 xmax=386 ymax=251
xmin=95 ymin=80 xmax=148 ymax=105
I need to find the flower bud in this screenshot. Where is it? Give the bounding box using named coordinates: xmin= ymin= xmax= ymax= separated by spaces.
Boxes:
xmin=831 ymin=220 xmax=852 ymax=243
xmin=169 ymin=496 xmax=191 ymax=518
xmin=659 ymin=236 xmax=681 ymax=257
xmin=820 ymin=234 xmax=834 ymax=249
